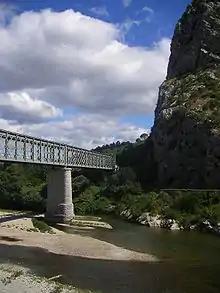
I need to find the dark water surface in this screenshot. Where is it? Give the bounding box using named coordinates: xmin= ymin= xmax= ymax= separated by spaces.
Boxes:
xmin=55 ymin=217 xmax=220 ymax=293
xmin=1 ymin=216 xmax=220 ymax=293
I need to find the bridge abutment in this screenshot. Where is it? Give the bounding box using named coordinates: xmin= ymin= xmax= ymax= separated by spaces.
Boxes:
xmin=45 ymin=167 xmax=74 ymax=223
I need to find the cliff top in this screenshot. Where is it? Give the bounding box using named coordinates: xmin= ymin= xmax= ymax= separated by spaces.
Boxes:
xmin=167 ymin=0 xmax=220 ymax=79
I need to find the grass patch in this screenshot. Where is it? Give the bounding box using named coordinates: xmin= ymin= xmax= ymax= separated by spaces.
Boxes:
xmin=31 ymin=218 xmax=53 ymax=233
xmin=27 ymin=227 xmax=38 ymax=232
xmin=0 ymin=209 xmax=36 ymax=215
xmin=0 ymin=209 xmax=25 ymax=214
xmin=74 ymin=215 xmax=102 ymax=221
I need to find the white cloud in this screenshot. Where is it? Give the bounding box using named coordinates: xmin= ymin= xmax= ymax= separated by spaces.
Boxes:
xmin=142 ymin=6 xmax=154 ymax=14
xmin=90 ymin=6 xmax=109 ymax=17
xmin=0 ymin=92 xmax=62 ymax=123
xmin=0 ymin=9 xmax=170 ymax=116
xmin=122 ymin=0 xmax=132 ymax=8
xmin=119 ymin=18 xmax=141 ymax=40
xmin=0 ymin=115 xmax=149 ymax=149
xmin=0 ymin=8 xmax=170 ymax=147
xmin=119 ymin=5 xmax=154 ymax=39
xmin=135 ymin=5 xmax=154 ymax=24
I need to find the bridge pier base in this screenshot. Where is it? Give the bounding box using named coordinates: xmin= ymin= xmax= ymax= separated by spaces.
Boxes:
xmin=45 ymin=167 xmax=74 ymax=223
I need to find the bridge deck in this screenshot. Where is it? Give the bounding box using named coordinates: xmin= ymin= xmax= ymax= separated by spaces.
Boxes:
xmin=0 ymin=129 xmax=115 ymax=170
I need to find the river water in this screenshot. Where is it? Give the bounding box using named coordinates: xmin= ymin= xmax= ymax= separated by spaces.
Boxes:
xmin=56 ymin=216 xmax=220 ymax=293
xmin=1 ymin=215 xmax=219 ymax=293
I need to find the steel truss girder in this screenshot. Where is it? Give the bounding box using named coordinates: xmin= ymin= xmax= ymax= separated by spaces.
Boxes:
xmin=0 ymin=129 xmax=115 ymax=170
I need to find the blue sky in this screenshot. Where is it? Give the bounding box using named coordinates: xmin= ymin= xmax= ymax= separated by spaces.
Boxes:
xmin=0 ymin=0 xmax=192 ymax=147
xmin=13 ymin=0 xmax=191 ymax=45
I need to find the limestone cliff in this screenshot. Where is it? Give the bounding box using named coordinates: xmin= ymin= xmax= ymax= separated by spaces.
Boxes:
xmin=151 ymin=0 xmax=220 ymax=189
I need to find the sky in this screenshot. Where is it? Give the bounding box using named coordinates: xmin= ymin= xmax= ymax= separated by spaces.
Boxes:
xmin=0 ymin=0 xmax=191 ymax=149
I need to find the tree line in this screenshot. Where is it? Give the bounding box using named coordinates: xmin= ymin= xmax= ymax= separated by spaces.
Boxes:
xmin=0 ymin=133 xmax=220 ymax=231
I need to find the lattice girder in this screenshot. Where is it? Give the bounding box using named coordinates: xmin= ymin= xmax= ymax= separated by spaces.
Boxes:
xmin=0 ymin=129 xmax=115 ymax=170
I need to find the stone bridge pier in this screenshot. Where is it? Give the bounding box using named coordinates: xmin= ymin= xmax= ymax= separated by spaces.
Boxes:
xmin=45 ymin=167 xmax=74 ymax=223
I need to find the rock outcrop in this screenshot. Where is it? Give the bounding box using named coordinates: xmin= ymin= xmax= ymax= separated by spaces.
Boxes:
xmin=120 ymin=209 xmax=220 ymax=235
xmin=151 ymin=0 xmax=220 ymax=188
xmin=120 ymin=209 xmax=180 ymax=230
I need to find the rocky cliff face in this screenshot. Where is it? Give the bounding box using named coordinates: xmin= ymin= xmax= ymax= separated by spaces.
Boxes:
xmin=151 ymin=0 xmax=220 ymax=188
xmin=167 ymin=0 xmax=220 ymax=79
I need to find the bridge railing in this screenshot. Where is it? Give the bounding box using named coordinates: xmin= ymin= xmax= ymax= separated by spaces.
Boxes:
xmin=0 ymin=129 xmax=115 ymax=169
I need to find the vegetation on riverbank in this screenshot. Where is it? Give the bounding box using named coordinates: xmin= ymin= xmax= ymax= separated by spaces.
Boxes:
xmin=73 ymin=184 xmax=220 ymax=232
xmin=0 ymin=135 xmax=219 ymax=234
xmin=31 ymin=218 xmax=53 ymax=233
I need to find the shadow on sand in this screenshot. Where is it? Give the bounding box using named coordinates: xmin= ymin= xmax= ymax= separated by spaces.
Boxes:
xmin=0 ymin=213 xmax=34 ymax=224
xmin=0 ymin=239 xmax=219 ymax=293
xmin=0 ymin=240 xmax=196 ymax=293
xmin=0 ymin=236 xmax=22 ymax=242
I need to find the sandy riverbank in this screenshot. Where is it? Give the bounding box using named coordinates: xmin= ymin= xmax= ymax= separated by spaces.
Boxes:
xmin=0 ymin=210 xmax=158 ymax=293
xmin=0 ymin=211 xmax=63 ymax=234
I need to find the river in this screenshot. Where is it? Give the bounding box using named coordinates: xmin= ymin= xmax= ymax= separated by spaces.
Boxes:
xmin=55 ymin=216 xmax=220 ymax=293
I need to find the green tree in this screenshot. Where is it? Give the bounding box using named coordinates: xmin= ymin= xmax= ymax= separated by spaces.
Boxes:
xmin=72 ymin=175 xmax=90 ymax=196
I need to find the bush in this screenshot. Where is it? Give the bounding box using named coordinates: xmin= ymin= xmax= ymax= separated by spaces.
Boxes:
xmin=73 ymin=185 xmax=115 ymax=215
xmin=176 ymin=213 xmax=199 ymax=230
xmin=31 ymin=218 xmax=53 ymax=233
xmin=160 ymin=190 xmax=220 ymax=230
xmin=72 ymin=175 xmax=91 ymax=196
xmin=93 ymin=196 xmax=113 ymax=214
xmin=199 ymin=204 xmax=220 ymax=226
xmin=20 ymin=185 xmax=45 ymax=212
xmin=0 ymin=165 xmax=45 ymax=213
xmin=162 ymin=208 xmax=181 ymax=221
xmin=74 ymin=186 xmax=101 ymax=215
xmin=118 ymin=192 xmax=161 ymax=218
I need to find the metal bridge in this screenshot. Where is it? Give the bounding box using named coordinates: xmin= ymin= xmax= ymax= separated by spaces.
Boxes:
xmin=0 ymin=128 xmax=115 ymax=170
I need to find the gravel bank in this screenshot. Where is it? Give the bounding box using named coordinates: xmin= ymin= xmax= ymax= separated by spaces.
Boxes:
xmin=0 ymin=211 xmax=158 ymax=293
xmin=0 ymin=263 xmax=87 ymax=293
xmin=0 ymin=211 xmax=63 ymax=234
